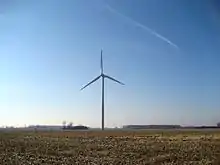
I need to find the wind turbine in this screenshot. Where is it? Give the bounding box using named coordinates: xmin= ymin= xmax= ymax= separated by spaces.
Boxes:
xmin=80 ymin=50 xmax=124 ymax=130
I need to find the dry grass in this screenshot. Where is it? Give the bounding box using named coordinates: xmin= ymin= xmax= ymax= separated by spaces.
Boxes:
xmin=0 ymin=130 xmax=220 ymax=164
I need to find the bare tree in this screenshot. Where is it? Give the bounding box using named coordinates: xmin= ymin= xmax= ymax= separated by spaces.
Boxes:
xmin=68 ymin=122 xmax=73 ymax=127
xmin=62 ymin=121 xmax=66 ymax=129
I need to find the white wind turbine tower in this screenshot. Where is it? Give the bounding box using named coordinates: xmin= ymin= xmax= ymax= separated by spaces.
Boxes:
xmin=80 ymin=50 xmax=124 ymax=130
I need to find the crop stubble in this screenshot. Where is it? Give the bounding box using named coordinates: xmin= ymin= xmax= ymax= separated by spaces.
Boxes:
xmin=0 ymin=130 xmax=220 ymax=164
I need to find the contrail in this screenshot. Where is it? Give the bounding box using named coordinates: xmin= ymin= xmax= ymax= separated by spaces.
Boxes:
xmin=105 ymin=4 xmax=179 ymax=49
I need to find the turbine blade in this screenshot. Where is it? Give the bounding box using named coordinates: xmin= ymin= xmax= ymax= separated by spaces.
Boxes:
xmin=104 ymin=75 xmax=125 ymax=85
xmin=101 ymin=49 xmax=103 ymax=74
xmin=80 ymin=75 xmax=101 ymax=91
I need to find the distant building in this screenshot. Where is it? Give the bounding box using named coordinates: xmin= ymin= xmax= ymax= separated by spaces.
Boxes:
xmin=123 ymin=125 xmax=181 ymax=129
xmin=217 ymin=123 xmax=220 ymax=127
xmin=28 ymin=125 xmax=62 ymax=130
xmin=63 ymin=125 xmax=89 ymax=130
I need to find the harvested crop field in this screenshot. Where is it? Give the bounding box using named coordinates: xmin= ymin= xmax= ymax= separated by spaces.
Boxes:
xmin=1 ymin=129 xmax=220 ymax=165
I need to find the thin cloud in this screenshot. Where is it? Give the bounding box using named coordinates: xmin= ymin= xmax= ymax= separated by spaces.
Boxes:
xmin=105 ymin=4 xmax=179 ymax=49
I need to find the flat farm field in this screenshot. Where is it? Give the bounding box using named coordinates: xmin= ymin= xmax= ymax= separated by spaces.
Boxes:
xmin=1 ymin=129 xmax=220 ymax=165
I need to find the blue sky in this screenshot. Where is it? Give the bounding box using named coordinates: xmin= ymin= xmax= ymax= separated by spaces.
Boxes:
xmin=0 ymin=0 xmax=220 ymax=127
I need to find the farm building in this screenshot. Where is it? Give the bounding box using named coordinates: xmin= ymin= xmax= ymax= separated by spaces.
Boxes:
xmin=63 ymin=125 xmax=89 ymax=130
xmin=123 ymin=125 xmax=181 ymax=129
